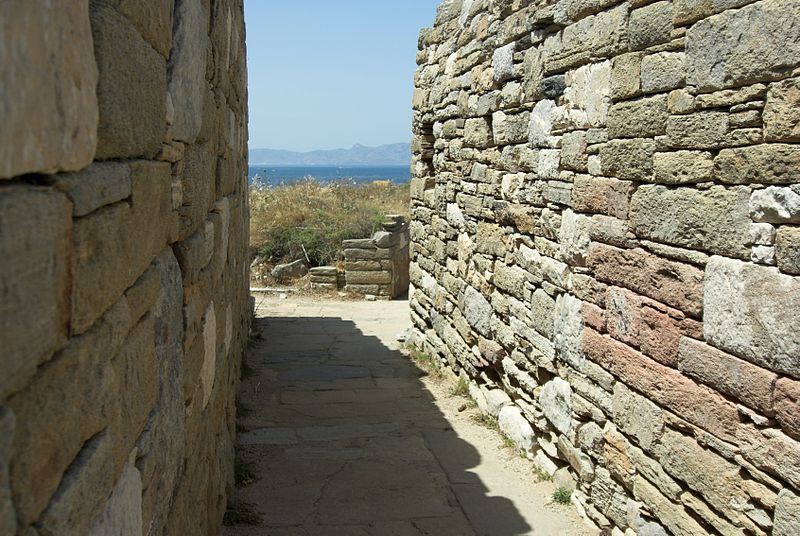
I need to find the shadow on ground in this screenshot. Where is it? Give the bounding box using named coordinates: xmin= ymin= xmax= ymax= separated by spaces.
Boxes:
xmin=224 ymin=313 xmax=532 ymax=536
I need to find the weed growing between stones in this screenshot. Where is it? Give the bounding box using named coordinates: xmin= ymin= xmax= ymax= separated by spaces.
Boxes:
xmin=450 ymin=376 xmax=469 ymax=397
xmin=408 ymin=348 xmax=444 ymax=380
xmin=533 ymin=465 xmax=553 ymax=482
xmin=552 ymin=487 xmax=572 ymax=504
xmin=223 ymin=501 xmax=262 ymax=526
xmin=470 ymin=412 xmax=499 ymax=430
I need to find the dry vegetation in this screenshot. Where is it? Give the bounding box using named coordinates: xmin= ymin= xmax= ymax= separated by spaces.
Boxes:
xmin=249 ymin=179 xmax=410 ymax=267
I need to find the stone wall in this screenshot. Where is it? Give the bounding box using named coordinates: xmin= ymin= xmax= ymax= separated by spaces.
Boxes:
xmin=0 ymin=1 xmax=249 ymax=534
xmin=410 ymin=0 xmax=800 ymax=534
xmin=343 ymin=215 xmax=411 ymax=298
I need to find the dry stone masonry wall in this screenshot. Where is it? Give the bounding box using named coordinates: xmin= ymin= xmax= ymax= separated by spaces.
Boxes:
xmin=343 ymin=215 xmax=411 ymax=299
xmin=410 ymin=0 xmax=800 ymax=534
xmin=0 ymin=1 xmax=249 ymax=534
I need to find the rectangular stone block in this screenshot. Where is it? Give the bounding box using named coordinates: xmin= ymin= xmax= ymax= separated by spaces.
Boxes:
xmin=737 ymin=426 xmax=800 ymax=490
xmin=546 ymin=4 xmax=628 ymax=72
xmin=764 ymin=77 xmax=800 ymax=142
xmin=640 ymin=52 xmax=685 ymax=94
xmin=653 ymin=150 xmax=714 ymax=184
xmin=776 ymin=226 xmax=800 ymax=275
xmin=715 ymin=144 xmax=800 ymax=185
xmin=678 ymin=337 xmax=777 ymax=415
xmin=775 ymin=378 xmax=800 ymax=441
xmin=610 ymin=52 xmax=642 ymax=101
xmin=587 ymin=244 xmax=704 ymax=317
xmin=686 ymin=0 xmax=800 ymax=91
xmin=599 ymin=138 xmax=655 ymax=182
xmin=628 ymin=1 xmax=672 ymax=51
xmin=629 ymin=185 xmax=752 ymax=259
xmin=572 ymin=175 xmax=633 ymax=219
xmin=345 ymin=271 xmax=392 ymax=285
xmin=90 ymin=1 xmax=167 ymax=159
xmin=49 ymin=162 xmax=132 ymax=217
xmin=639 ymin=306 xmax=701 ymax=368
xmin=0 ymin=0 xmax=98 ymax=179
xmin=607 ymin=95 xmax=669 ymax=139
xmin=666 ymin=111 xmax=729 ymax=149
xmin=0 ymin=187 xmax=72 ymax=399
xmin=704 ymin=256 xmax=800 ymax=378
xmin=583 ymin=329 xmax=741 ymax=442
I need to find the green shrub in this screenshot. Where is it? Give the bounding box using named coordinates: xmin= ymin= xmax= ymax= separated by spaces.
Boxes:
xmin=552 ymin=487 xmax=572 ymax=504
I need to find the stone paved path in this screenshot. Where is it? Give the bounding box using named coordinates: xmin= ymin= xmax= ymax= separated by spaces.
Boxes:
xmin=224 ymin=295 xmax=596 ymax=536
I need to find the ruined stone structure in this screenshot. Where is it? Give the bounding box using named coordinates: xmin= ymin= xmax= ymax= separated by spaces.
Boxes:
xmin=343 ymin=215 xmax=411 ymax=298
xmin=0 ymin=1 xmax=249 ymax=534
xmin=410 ymin=0 xmax=800 ymax=534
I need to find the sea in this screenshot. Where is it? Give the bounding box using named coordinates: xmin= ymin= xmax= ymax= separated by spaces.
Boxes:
xmin=248 ymin=165 xmax=411 ymax=187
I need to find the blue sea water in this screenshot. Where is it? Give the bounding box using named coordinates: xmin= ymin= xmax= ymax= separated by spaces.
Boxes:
xmin=248 ymin=165 xmax=410 ymax=186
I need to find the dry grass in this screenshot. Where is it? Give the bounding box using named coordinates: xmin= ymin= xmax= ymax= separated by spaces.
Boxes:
xmin=249 ymin=179 xmax=410 ymax=267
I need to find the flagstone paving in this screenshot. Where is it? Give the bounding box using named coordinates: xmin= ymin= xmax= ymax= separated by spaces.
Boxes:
xmin=223 ymin=295 xmax=597 ymax=536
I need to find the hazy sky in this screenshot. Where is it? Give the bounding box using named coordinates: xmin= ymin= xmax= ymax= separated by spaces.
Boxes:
xmin=244 ymin=1 xmax=440 ymax=152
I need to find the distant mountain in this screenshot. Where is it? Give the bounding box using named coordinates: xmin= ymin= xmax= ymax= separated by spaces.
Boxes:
xmin=249 ymin=143 xmax=410 ymax=166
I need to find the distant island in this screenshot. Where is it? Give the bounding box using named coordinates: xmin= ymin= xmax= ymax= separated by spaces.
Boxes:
xmin=249 ymin=142 xmax=410 ymax=166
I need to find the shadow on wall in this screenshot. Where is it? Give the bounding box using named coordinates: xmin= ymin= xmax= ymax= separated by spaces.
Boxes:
xmin=227 ymin=315 xmax=530 ymax=535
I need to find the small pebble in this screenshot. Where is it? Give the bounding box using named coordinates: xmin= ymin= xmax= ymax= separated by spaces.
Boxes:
xmin=458 ymin=403 xmax=468 ymax=412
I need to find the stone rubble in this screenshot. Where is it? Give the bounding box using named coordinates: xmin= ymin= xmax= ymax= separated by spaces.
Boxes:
xmin=410 ymin=0 xmax=800 ymax=533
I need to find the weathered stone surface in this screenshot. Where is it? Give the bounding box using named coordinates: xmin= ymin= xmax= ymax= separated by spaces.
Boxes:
xmin=775 ymin=378 xmax=800 ymax=440
xmin=652 ymin=150 xmax=714 ymax=185
xmin=464 ymin=117 xmax=493 ymax=148
xmin=666 ymin=111 xmax=729 ymax=149
xmin=606 ymin=286 xmax=641 ymax=347
xmin=628 ymin=1 xmax=672 ymax=51
xmin=774 ymin=488 xmax=800 ymax=536
xmin=546 ymin=4 xmax=628 ymax=72
xmin=463 ymin=286 xmax=492 ymax=337
xmin=115 ymin=0 xmax=174 ymax=58
xmin=492 ymin=42 xmax=515 ymax=82
xmin=658 ymin=431 xmax=749 ymax=522
xmin=498 ymin=405 xmax=534 ymax=451
xmin=599 ymin=139 xmax=655 ymax=182
xmin=563 ymin=61 xmax=612 ymax=129
xmin=612 ymin=383 xmax=663 ymax=452
xmin=88 ymin=452 xmax=143 ymax=536
xmin=633 ymin=475 xmax=707 ymax=536
xmin=0 ymin=188 xmax=72 ymax=400
xmin=539 ymin=378 xmax=572 ymax=435
xmin=750 ymin=186 xmax=800 ymax=224
xmin=492 ymin=111 xmax=529 ymax=145
xmin=607 ymin=95 xmax=668 ymax=139
xmin=686 ymin=0 xmax=800 ymax=91
xmin=704 ymin=256 xmax=800 ymax=378
xmin=572 ymin=175 xmax=632 ymax=219
xmin=72 ymin=162 xmax=172 ymax=334
xmin=91 ymin=1 xmax=167 ymax=159
xmin=168 ymin=0 xmax=209 ymax=143
xmin=554 ymin=293 xmax=585 ymax=368
xmin=583 ymin=329 xmax=741 ymax=442
xmin=630 ymin=185 xmax=752 ymax=258
xmin=0 ymin=0 xmax=98 ymax=179
xmin=678 ymin=337 xmax=777 ymax=415
xmin=640 ymin=52 xmax=685 ymax=94
xmin=610 ymin=52 xmax=642 ymax=100
xmin=764 ymin=77 xmax=800 ymax=142
xmin=528 ymin=99 xmax=563 ymax=147
xmin=776 ymin=226 xmax=800 ymax=275
xmin=50 ymin=162 xmax=132 ymax=217
xmin=587 ymin=244 xmax=704 ymax=316
xmin=559 ymin=209 xmax=591 ymax=266
xmin=715 ymin=144 xmax=800 ymax=185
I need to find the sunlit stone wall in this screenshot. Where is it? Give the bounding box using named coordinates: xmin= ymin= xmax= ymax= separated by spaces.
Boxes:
xmin=0 ymin=1 xmax=250 ymax=533
xmin=410 ymin=0 xmax=800 ymax=533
